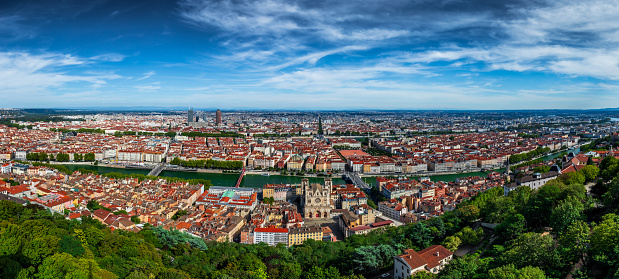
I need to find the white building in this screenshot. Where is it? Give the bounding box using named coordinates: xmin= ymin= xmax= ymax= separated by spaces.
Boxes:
xmin=253 ymin=228 xmax=289 ymax=246
xmin=378 ymin=201 xmax=408 ymax=220
xmin=503 ymin=171 xmax=560 ymax=196
xmin=394 ymin=246 xmax=453 ymax=279
xmin=1 ymin=162 xmax=12 ymax=174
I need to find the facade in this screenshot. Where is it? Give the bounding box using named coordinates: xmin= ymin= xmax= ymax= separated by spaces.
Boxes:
xmin=187 ymin=108 xmax=194 ymax=124
xmin=1 ymin=162 xmax=12 ymax=174
xmin=378 ymin=201 xmax=408 ymax=220
xmin=503 ymin=171 xmax=560 ymax=196
xmin=394 ymin=245 xmax=453 ymax=279
xmin=253 ymin=227 xmax=289 ymax=246
xmin=288 ymin=226 xmax=323 ymax=247
xmin=216 ymin=109 xmax=222 ymax=126
xmin=263 ymin=184 xmax=299 ymax=202
xmin=302 ymin=178 xmax=332 ymax=219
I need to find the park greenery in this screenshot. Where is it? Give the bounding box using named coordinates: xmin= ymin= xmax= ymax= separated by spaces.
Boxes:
xmin=170 ymin=157 xmax=244 ymax=170
xmin=508 ymin=147 xmax=551 ymax=164
xmin=25 ymin=152 xmax=96 ymax=163
xmin=3 ymin=154 xmax=619 ymax=278
xmin=365 ymin=148 xmax=393 ymax=157
xmin=50 ymin=128 xmax=106 ymax=134
xmin=580 ymin=136 xmax=614 ymax=153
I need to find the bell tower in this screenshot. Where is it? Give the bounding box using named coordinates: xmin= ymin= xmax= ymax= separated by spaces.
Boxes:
xmin=301 ymin=178 xmax=309 ymax=206
xmin=324 ymin=178 xmax=332 ymax=189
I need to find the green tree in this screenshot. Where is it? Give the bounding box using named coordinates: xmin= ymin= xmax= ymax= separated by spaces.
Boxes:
xmin=38 ymin=153 xmax=48 ymax=161
xmin=171 ymin=157 xmax=182 ymax=165
xmin=0 ymin=200 xmax=24 ymax=220
xmin=532 ymin=165 xmax=551 ymax=174
xmin=481 ymin=196 xmax=515 ymax=223
xmin=580 ymin=165 xmax=599 ymax=182
xmin=524 ymin=181 xmax=563 ymax=228
xmin=488 ymin=264 xmax=546 ymax=279
xmin=599 ymin=155 xmax=618 ymax=172
xmin=549 ymin=196 xmax=584 ymax=234
xmin=87 ymin=200 xmax=100 ymax=211
xmin=438 ymin=254 xmax=491 ymax=278
xmin=0 ymin=223 xmax=23 ymax=256
xmin=454 ymin=226 xmax=484 ymax=245
xmin=304 ymin=266 xmax=325 ymax=279
xmin=56 ymin=153 xmax=70 ymax=162
xmin=495 ymin=214 xmax=526 ymax=241
xmin=559 ymin=172 xmax=585 ymax=186
xmin=84 ymin=153 xmax=96 ymax=162
xmin=589 ymin=214 xmax=619 ymax=276
xmin=352 ymin=244 xmax=397 ymax=274
xmin=0 ymin=257 xmax=24 ymax=279
xmin=36 ymin=252 xmax=116 ymax=279
xmin=558 ymin=220 xmax=589 ymax=265
xmin=457 ymin=204 xmax=480 ymax=223
xmin=172 ymin=210 xmax=188 ymax=221
xmin=59 ymin=235 xmax=85 ymax=257
xmin=157 ymin=269 xmax=191 ymax=279
xmin=496 ymin=233 xmax=563 ymax=277
xmin=23 ymin=235 xmax=60 ymax=266
xmin=441 ymin=236 xmax=461 ymax=252
xmin=402 ymin=222 xmax=433 ymax=250
xmin=425 ymin=217 xmax=446 ymax=239
xmin=410 ymin=271 xmax=436 ymax=279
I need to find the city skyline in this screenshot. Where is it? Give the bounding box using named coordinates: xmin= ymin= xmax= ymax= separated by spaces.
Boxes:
xmin=1 ymin=0 xmax=619 ymax=110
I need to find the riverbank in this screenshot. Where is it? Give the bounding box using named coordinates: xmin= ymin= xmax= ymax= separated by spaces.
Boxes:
xmin=58 ymin=146 xmax=580 ymax=188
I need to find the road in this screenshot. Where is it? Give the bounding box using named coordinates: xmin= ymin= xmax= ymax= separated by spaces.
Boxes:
xmin=147 ymin=138 xmax=172 ymax=177
xmin=344 ymin=172 xmax=370 ymax=189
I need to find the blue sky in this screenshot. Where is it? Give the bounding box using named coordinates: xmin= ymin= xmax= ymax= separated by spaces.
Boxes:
xmin=1 ymin=0 xmax=618 ymax=110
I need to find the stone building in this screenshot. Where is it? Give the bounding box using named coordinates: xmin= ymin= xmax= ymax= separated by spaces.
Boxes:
xmin=302 ymin=178 xmax=332 ymax=219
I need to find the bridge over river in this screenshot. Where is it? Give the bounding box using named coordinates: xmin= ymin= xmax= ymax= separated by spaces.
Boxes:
xmin=343 ymin=172 xmax=370 ymax=189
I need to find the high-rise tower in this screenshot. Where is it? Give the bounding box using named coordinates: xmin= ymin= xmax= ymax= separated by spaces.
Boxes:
xmin=216 ymin=109 xmax=222 ymax=126
xmin=187 ymin=108 xmax=194 ymax=124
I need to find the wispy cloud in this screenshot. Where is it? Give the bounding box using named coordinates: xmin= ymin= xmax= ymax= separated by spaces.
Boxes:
xmin=264 ymin=45 xmax=370 ymax=71
xmin=136 ymin=71 xmax=156 ymax=80
xmin=179 ymin=0 xmax=619 ymax=82
xmin=135 ymin=82 xmax=161 ymax=91
xmin=0 ymin=51 xmax=121 ymax=97
xmin=0 ymin=15 xmax=35 ymax=40
xmin=90 ymin=53 xmax=126 ymax=62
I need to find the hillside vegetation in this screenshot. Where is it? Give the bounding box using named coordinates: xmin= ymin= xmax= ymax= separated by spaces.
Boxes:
xmin=1 ymin=160 xmax=619 ymax=278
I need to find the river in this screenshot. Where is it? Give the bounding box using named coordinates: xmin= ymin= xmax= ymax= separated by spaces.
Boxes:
xmin=63 ymin=147 xmax=579 ymax=188
xmin=62 ymin=164 xmax=363 ymax=188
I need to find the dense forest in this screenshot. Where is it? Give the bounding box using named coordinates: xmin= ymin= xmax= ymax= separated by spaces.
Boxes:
xmin=1 ymin=157 xmax=618 ymax=278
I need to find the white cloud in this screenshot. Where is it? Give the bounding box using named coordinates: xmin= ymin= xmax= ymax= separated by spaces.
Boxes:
xmin=90 ymin=53 xmax=126 ymax=62
xmin=505 ymin=0 xmax=619 ymax=45
xmin=136 ymin=71 xmax=156 ymax=80
xmin=0 ymin=52 xmax=119 ymax=92
xmin=135 ymin=82 xmax=161 ymax=91
xmin=264 ymin=45 xmax=369 ymax=71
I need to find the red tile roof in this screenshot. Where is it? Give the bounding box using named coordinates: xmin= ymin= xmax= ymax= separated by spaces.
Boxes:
xmin=254 ymin=227 xmax=288 ymax=233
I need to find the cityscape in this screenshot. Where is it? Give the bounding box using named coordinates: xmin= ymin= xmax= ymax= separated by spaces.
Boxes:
xmin=1 ymin=0 xmax=619 ymax=278
xmin=1 ymin=108 xmax=618 ymax=278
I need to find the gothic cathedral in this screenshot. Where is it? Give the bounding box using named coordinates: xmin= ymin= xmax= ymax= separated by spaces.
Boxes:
xmin=302 ymin=178 xmax=332 ymax=218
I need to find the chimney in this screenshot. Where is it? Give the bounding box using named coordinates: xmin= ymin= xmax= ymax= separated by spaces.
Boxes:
xmin=436 ymin=252 xmax=439 ymax=257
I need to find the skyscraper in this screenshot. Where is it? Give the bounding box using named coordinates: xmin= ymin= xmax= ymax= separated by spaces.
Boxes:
xmin=187 ymin=108 xmax=194 ymax=124
xmin=216 ymin=109 xmax=221 ymax=126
